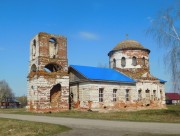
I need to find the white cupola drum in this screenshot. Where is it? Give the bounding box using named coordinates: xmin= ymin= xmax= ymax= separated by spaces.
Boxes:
xmin=108 ymin=40 xmax=150 ymax=69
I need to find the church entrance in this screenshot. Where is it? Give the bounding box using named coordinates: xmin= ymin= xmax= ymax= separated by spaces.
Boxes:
xmin=50 ymin=84 xmax=61 ymax=108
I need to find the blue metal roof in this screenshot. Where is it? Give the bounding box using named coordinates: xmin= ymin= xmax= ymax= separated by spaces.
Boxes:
xmin=70 ymin=65 xmax=135 ymax=83
xmin=158 ymin=78 xmax=167 ymax=83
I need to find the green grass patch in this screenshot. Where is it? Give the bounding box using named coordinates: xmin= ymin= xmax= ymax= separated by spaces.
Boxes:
xmin=0 ymin=105 xmax=180 ymax=123
xmin=0 ymin=118 xmax=71 ymax=136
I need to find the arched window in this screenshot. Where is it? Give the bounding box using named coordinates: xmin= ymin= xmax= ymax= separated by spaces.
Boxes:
xmin=49 ymin=38 xmax=58 ymax=58
xmin=153 ymin=90 xmax=156 ymax=100
xmin=31 ymin=64 xmax=37 ymax=72
xmin=132 ymin=56 xmax=137 ymax=66
xmin=121 ymin=57 xmax=126 ymax=67
xmin=145 ymin=89 xmax=150 ymax=100
xmin=142 ymin=57 xmax=145 ymax=66
xmin=160 ymin=90 xmax=163 ymax=100
xmin=49 ymin=38 xmax=56 ymax=43
xmin=44 ymin=63 xmax=62 ymax=72
xmin=113 ymin=58 xmax=116 ymax=68
xmin=138 ymin=89 xmax=142 ymax=100
xmin=32 ymin=39 xmax=36 ymax=57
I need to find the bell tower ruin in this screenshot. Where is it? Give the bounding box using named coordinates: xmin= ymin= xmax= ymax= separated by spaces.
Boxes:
xmin=27 ymin=32 xmax=69 ymax=111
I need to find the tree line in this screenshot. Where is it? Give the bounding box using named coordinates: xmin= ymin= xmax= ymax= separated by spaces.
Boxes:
xmin=0 ymin=80 xmax=27 ymax=108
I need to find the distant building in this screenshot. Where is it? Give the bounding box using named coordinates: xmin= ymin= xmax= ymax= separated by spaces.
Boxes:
xmin=0 ymin=98 xmax=20 ymax=108
xmin=27 ymin=32 xmax=166 ymax=112
xmin=166 ymin=93 xmax=180 ymax=104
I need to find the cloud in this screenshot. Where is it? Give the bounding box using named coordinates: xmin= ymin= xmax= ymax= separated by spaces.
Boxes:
xmin=147 ymin=16 xmax=154 ymax=23
xmin=78 ymin=31 xmax=99 ymax=40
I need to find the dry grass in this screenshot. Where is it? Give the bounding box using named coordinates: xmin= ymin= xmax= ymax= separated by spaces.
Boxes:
xmin=0 ymin=118 xmax=70 ymax=136
xmin=0 ymin=105 xmax=180 ymax=123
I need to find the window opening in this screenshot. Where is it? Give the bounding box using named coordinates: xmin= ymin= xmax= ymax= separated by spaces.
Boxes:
xmin=49 ymin=38 xmax=57 ymax=58
xmin=113 ymin=89 xmax=117 ymax=102
xmin=31 ymin=64 xmax=37 ymax=72
xmin=121 ymin=57 xmax=126 ymax=67
xmin=138 ymin=89 xmax=142 ymax=100
xmin=126 ymin=89 xmax=130 ymax=101
xmin=44 ymin=63 xmax=61 ymax=72
xmin=32 ymin=39 xmax=36 ymax=57
xmin=99 ymin=88 xmax=104 ymax=102
xmin=113 ymin=59 xmax=116 ymax=68
xmin=132 ymin=56 xmax=137 ymax=66
xmin=142 ymin=57 xmax=145 ymax=66
xmin=160 ymin=90 xmax=163 ymax=100
xmin=153 ymin=90 xmax=156 ymax=100
xmin=145 ymin=89 xmax=150 ymax=100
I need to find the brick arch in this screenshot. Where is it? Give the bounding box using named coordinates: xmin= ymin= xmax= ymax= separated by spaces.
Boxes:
xmin=49 ymin=37 xmax=58 ymax=58
xmin=32 ymin=39 xmax=36 ymax=57
xmin=50 ymin=84 xmax=61 ymax=108
xmin=49 ymin=37 xmax=57 ymax=43
xmin=31 ymin=64 xmax=37 ymax=72
xmin=44 ymin=63 xmax=62 ymax=72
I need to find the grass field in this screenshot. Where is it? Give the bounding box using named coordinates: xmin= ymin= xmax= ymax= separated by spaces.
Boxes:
xmin=0 ymin=105 xmax=180 ymax=123
xmin=0 ymin=118 xmax=70 ymax=136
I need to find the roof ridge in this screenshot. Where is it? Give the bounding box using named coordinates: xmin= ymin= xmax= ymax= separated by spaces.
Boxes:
xmin=70 ymin=64 xmax=111 ymax=70
xmin=69 ymin=65 xmax=135 ymax=83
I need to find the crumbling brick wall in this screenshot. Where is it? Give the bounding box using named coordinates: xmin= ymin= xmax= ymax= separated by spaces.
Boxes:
xmin=69 ymin=82 xmax=166 ymax=111
xmin=27 ymin=32 xmax=69 ymax=112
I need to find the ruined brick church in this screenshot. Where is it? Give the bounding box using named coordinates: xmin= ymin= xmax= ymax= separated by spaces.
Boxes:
xmin=27 ymin=32 xmax=166 ymax=112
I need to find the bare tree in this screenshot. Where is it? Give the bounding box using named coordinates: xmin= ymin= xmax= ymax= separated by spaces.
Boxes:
xmin=0 ymin=80 xmax=15 ymax=103
xmin=147 ymin=4 xmax=180 ymax=93
xmin=16 ymin=95 xmax=27 ymax=108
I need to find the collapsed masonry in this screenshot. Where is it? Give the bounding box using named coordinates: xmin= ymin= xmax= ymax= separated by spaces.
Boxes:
xmin=27 ymin=32 xmax=69 ymax=112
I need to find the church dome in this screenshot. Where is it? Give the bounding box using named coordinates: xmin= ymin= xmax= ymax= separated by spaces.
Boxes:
xmin=113 ymin=40 xmax=145 ymax=50
xmin=108 ymin=40 xmax=150 ymax=56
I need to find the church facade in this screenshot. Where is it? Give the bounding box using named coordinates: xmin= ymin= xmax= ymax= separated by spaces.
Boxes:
xmin=27 ymin=32 xmax=166 ymax=112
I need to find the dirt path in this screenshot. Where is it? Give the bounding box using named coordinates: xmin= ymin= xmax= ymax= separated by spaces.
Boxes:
xmin=0 ymin=114 xmax=180 ymax=136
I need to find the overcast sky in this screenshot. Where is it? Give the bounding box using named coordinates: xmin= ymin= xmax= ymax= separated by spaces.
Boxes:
xmin=0 ymin=0 xmax=176 ymax=96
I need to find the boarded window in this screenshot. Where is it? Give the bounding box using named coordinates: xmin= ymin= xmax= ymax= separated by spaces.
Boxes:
xmin=99 ymin=88 xmax=104 ymax=102
xmin=113 ymin=89 xmax=117 ymax=102
xmin=125 ymin=89 xmax=130 ymax=101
